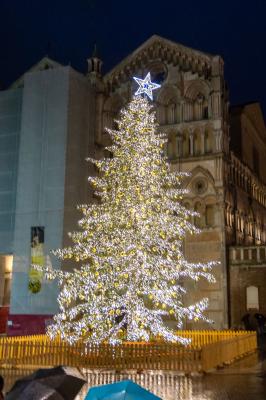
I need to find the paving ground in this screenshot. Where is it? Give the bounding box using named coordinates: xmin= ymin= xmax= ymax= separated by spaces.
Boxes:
xmin=1 ymin=341 xmax=266 ymax=399
xmin=75 ymin=351 xmax=266 ymax=399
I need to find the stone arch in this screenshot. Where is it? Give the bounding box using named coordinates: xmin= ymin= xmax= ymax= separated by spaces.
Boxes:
xmin=183 ymin=200 xmax=193 ymax=209
xmin=157 ymin=86 xmax=180 ymax=125
xmin=185 ymin=80 xmax=211 ymax=121
xmin=184 ymin=167 xmax=217 ymax=229
xmin=146 ymin=60 xmax=168 ymax=85
xmin=183 ymin=166 xmax=216 ymax=190
xmin=185 ymin=80 xmax=211 ymax=101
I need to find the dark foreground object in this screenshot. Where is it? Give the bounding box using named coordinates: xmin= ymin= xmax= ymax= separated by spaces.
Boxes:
xmin=6 ymin=365 xmax=86 ymax=400
xmin=85 ymin=379 xmax=161 ymax=400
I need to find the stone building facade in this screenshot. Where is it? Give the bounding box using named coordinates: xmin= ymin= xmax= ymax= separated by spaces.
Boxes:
xmin=89 ymin=35 xmax=266 ymax=330
xmin=225 ymin=103 xmax=266 ymax=327
xmin=0 ymin=35 xmax=266 ymax=334
xmin=229 ymin=246 xmax=266 ymax=328
xmin=90 ymin=35 xmax=231 ymax=329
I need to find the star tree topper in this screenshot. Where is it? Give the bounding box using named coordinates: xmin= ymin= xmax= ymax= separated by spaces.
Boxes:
xmin=133 ymin=72 xmax=161 ymax=100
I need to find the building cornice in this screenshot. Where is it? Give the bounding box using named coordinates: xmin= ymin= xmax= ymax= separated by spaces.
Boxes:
xmin=103 ymin=35 xmax=219 ymax=90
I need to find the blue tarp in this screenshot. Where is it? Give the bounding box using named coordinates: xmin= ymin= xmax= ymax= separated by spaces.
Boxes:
xmin=85 ymin=379 xmax=162 ymax=400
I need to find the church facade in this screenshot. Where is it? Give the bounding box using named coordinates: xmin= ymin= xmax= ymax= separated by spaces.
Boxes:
xmin=0 ymin=35 xmax=266 ymax=334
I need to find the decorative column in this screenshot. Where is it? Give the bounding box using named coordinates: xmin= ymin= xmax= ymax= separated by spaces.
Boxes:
xmin=200 ymin=127 xmax=205 ymax=155
xmin=211 ymin=92 xmax=221 ymax=118
xmin=214 ymin=129 xmax=223 ymax=152
xmin=180 ymin=100 xmax=185 ymax=122
xmin=176 ymin=134 xmax=183 ymax=157
xmin=189 ymin=128 xmax=194 ymax=156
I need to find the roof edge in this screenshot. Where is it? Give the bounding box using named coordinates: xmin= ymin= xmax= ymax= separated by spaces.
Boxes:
xmin=104 ymin=34 xmax=217 ymax=82
xmin=10 ymin=56 xmax=64 ymax=89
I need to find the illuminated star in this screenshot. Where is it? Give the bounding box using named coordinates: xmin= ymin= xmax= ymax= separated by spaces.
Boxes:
xmin=133 ymin=72 xmax=161 ymax=100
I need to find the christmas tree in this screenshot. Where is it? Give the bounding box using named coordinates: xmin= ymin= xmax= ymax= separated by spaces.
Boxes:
xmin=41 ymin=78 xmax=215 ymax=345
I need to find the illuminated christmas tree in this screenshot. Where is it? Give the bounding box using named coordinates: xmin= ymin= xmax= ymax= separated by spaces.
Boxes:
xmin=42 ymin=76 xmax=215 ymax=345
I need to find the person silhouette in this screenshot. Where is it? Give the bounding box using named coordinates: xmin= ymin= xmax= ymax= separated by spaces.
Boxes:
xmin=0 ymin=375 xmax=4 ymax=399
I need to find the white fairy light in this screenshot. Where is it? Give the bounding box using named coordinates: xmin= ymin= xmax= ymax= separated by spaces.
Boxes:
xmin=133 ymin=72 xmax=161 ymax=100
xmin=39 ymin=95 xmax=216 ymax=346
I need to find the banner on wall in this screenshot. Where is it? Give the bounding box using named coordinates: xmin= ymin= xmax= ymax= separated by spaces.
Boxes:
xmin=29 ymin=227 xmax=44 ymax=294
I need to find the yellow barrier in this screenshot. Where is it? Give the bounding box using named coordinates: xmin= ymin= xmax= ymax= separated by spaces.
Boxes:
xmin=0 ymin=330 xmax=257 ymax=373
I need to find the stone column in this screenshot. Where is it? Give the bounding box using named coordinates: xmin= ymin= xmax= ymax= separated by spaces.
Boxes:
xmin=184 ymin=101 xmax=188 ymax=122
xmin=200 ymin=127 xmax=205 ymax=155
xmin=176 ymin=134 xmax=183 ymax=157
xmin=189 ymin=129 xmax=194 ymax=156
xmin=214 ymin=129 xmax=223 ymax=152
xmin=180 ymin=101 xmax=185 ymax=122
xmin=211 ymin=92 xmax=221 ymax=118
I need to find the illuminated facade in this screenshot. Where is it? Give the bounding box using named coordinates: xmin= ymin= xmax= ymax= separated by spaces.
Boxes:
xmin=0 ymin=36 xmax=266 ymax=334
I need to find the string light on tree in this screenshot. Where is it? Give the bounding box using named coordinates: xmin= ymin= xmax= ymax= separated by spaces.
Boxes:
xmin=37 ymin=75 xmax=216 ymax=345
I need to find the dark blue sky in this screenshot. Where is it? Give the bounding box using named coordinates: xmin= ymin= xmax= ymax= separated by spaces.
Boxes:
xmin=1 ymin=0 xmax=266 ymax=113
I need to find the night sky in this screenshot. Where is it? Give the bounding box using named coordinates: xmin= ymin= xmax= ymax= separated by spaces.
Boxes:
xmin=1 ymin=0 xmax=266 ymax=114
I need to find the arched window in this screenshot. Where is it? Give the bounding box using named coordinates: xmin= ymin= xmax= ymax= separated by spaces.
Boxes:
xmin=194 ymin=131 xmax=201 ymax=155
xmin=206 ymin=204 xmax=215 ymax=227
xmin=246 ymin=286 xmax=259 ymax=310
xmin=194 ymin=202 xmax=205 ymax=228
xmin=167 ymin=103 xmax=176 ymax=124
xmin=235 ymin=212 xmax=240 ymax=231
xmin=247 ymin=210 xmax=255 ymax=238
xmin=176 ymin=135 xmax=183 ymax=157
xmin=225 ymin=205 xmax=233 ymax=228
xmin=184 ymin=101 xmax=193 ymax=122
xmin=255 ymin=221 xmax=261 ymax=242
xmin=167 ymin=134 xmax=175 ymax=159
xmin=204 ymin=131 xmax=213 ymax=153
xmin=194 ymin=94 xmax=204 ymax=120
xmin=185 ymin=81 xmax=210 ymax=121
xmin=156 ymin=85 xmax=179 ymax=125
xmin=183 ymin=132 xmax=190 ymax=157
xmin=203 ymin=105 xmax=209 ymax=119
